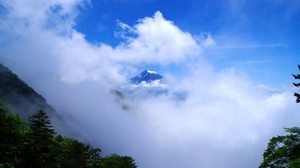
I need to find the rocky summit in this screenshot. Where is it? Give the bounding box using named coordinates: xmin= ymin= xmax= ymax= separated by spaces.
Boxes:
xmin=130 ymin=70 xmax=163 ymax=84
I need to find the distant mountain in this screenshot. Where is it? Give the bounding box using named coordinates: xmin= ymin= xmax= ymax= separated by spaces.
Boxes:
xmin=0 ymin=64 xmax=75 ymax=136
xmin=110 ymin=70 xmax=166 ymax=110
xmin=128 ymin=69 xmax=167 ymax=97
xmin=130 ymin=70 xmax=163 ymax=84
xmin=111 ymin=69 xmax=188 ymax=111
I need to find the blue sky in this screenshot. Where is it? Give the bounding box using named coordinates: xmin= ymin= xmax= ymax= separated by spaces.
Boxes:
xmin=74 ymin=0 xmax=300 ymax=87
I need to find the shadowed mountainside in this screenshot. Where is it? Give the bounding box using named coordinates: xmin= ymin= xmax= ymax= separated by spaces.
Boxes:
xmin=0 ymin=64 xmax=74 ymax=135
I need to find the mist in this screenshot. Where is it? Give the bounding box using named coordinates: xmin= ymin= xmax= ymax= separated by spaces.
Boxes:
xmin=1 ymin=1 xmax=299 ymax=167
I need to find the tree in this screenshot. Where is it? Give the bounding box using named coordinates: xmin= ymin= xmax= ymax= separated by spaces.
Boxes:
xmin=20 ymin=110 xmax=58 ymax=168
xmin=0 ymin=108 xmax=139 ymax=168
xmin=87 ymin=147 xmax=102 ymax=167
xmin=56 ymin=137 xmax=102 ymax=168
xmin=0 ymin=101 xmax=24 ymax=167
xmin=28 ymin=110 xmax=56 ymax=138
xmin=259 ymin=127 xmax=300 ymax=168
xmin=101 ymin=154 xmax=137 ymax=168
xmin=292 ymin=64 xmax=300 ymax=103
xmin=260 ymin=65 xmax=300 ymax=167
xmin=60 ymin=138 xmax=90 ymax=168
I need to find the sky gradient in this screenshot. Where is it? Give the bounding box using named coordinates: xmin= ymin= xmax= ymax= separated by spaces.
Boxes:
xmin=75 ymin=0 xmax=300 ymax=87
xmin=1 ymin=0 xmax=300 ymax=168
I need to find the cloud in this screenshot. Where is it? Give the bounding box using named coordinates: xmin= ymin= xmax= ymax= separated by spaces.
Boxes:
xmin=116 ymin=67 xmax=297 ymax=168
xmin=1 ymin=4 xmax=203 ymax=84
xmin=0 ymin=1 xmax=299 ymax=168
xmin=113 ymin=11 xmax=201 ymax=64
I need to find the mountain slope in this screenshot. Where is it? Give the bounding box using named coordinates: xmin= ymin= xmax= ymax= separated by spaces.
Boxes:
xmin=0 ymin=64 xmax=72 ymax=135
xmin=0 ymin=64 xmax=52 ymax=118
xmin=130 ymin=70 xmax=163 ymax=84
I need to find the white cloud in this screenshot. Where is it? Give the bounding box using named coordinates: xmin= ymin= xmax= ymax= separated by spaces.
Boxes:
xmin=195 ymin=33 xmax=216 ymax=48
xmin=0 ymin=1 xmax=299 ymax=168
xmin=113 ymin=11 xmax=201 ymax=64
xmin=0 ymin=0 xmax=85 ymax=33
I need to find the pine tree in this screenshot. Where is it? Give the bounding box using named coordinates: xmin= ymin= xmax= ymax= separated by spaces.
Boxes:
xmin=260 ymin=65 xmax=300 ymax=167
xmin=29 ymin=110 xmax=55 ymax=139
xmin=20 ymin=110 xmax=58 ymax=168
xmin=0 ymin=101 xmax=24 ymax=167
xmin=101 ymin=154 xmax=137 ymax=168
xmin=293 ymin=65 xmax=300 ymax=103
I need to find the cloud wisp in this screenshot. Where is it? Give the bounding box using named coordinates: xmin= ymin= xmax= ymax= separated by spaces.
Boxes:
xmin=0 ymin=1 xmax=299 ymax=168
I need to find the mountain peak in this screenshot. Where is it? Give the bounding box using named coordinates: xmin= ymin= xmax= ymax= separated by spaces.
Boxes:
xmin=144 ymin=70 xmax=157 ymax=74
xmin=130 ymin=70 xmax=163 ymax=84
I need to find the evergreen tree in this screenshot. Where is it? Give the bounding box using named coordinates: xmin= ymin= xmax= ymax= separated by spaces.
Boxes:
xmin=260 ymin=65 xmax=300 ymax=167
xmin=60 ymin=138 xmax=89 ymax=168
xmin=0 ymin=107 xmax=138 ymax=168
xmin=20 ymin=110 xmax=58 ymax=168
xmin=0 ymin=63 xmax=139 ymax=167
xmin=29 ymin=110 xmax=55 ymax=138
xmin=293 ymin=64 xmax=300 ymax=103
xmin=88 ymin=147 xmax=102 ymax=167
xmin=101 ymin=154 xmax=137 ymax=168
xmin=58 ymin=137 xmax=102 ymax=168
xmin=0 ymin=101 xmax=24 ymax=167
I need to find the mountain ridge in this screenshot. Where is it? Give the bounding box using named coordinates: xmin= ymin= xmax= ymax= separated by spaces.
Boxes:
xmin=0 ymin=63 xmax=76 ymax=136
xmin=130 ymin=70 xmax=163 ymax=84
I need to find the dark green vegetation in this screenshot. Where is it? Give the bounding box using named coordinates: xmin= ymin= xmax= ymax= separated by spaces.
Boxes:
xmin=0 ymin=64 xmax=56 ymax=119
xmin=0 ymin=106 xmax=137 ymax=168
xmin=259 ymin=128 xmax=300 ymax=168
xmin=260 ymin=65 xmax=300 ymax=168
xmin=0 ymin=64 xmax=137 ymax=168
xmin=0 ymin=64 xmax=72 ymax=136
xmin=293 ymin=65 xmax=300 ymax=103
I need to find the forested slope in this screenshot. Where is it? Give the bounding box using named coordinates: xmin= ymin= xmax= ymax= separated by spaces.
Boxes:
xmin=0 ymin=64 xmax=137 ymax=168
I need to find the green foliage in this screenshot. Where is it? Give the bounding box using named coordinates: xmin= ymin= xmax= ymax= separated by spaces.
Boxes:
xmin=0 ymin=109 xmax=138 ymax=168
xmin=19 ymin=110 xmax=58 ymax=168
xmin=0 ymin=63 xmax=58 ymax=122
xmin=293 ymin=65 xmax=300 ymax=103
xmin=260 ymin=127 xmax=300 ymax=168
xmin=0 ymin=100 xmax=10 ymax=114
xmin=0 ymin=64 xmax=138 ymax=167
xmin=101 ymin=154 xmax=137 ymax=168
xmin=58 ymin=137 xmax=100 ymax=168
xmin=289 ymin=158 xmax=300 ymax=168
xmin=29 ymin=110 xmax=56 ymax=138
xmin=0 ymin=64 xmax=37 ymax=98
xmin=0 ymin=104 xmax=24 ymax=167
